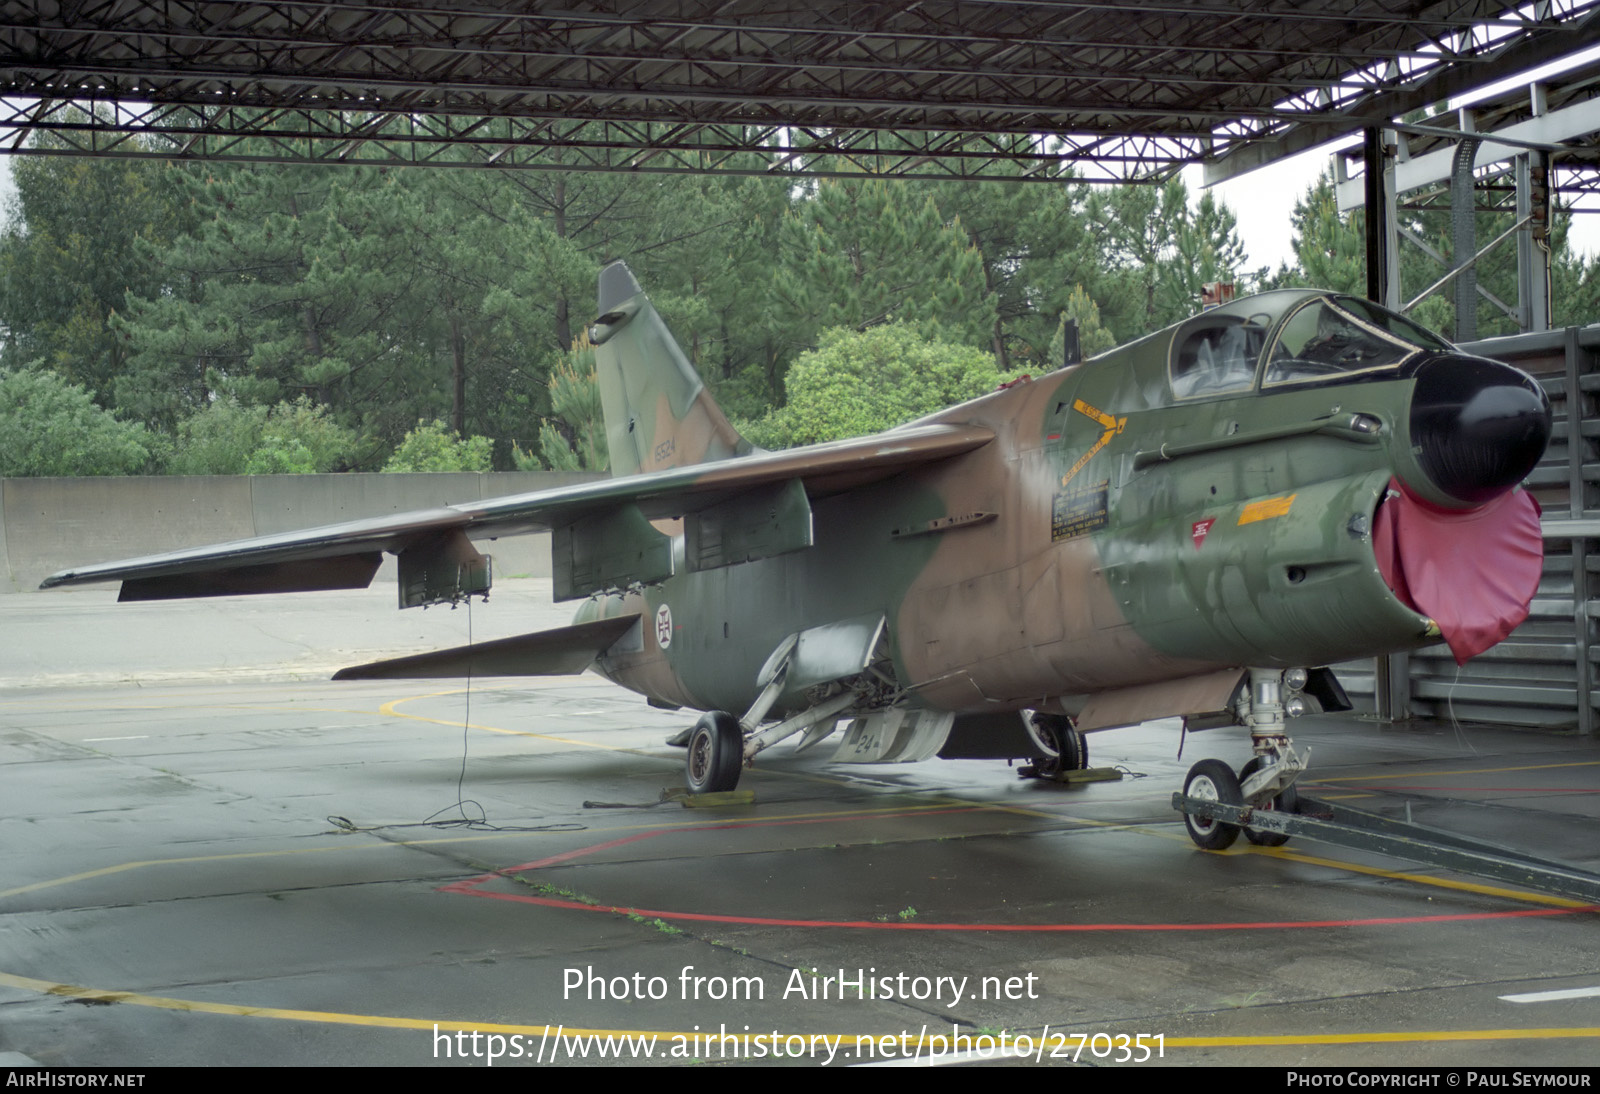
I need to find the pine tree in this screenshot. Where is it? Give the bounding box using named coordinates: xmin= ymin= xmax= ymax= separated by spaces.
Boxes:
xmin=1156 ymin=191 xmax=1249 ymax=320
xmin=114 ymin=163 xmax=438 ymax=436
xmin=771 ymin=179 xmax=996 ymax=355
xmin=0 ymin=132 xmax=193 ymax=399
xmin=927 ymin=170 xmax=1103 ymax=372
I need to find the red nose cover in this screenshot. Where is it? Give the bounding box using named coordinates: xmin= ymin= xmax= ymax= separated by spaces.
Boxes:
xmin=1373 ymin=479 xmax=1543 ymax=664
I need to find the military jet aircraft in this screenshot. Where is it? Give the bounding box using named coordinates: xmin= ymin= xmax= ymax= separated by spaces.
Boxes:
xmin=42 ymin=263 xmax=1552 ymax=851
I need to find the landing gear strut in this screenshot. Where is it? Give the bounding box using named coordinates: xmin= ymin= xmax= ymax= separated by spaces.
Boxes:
xmin=1239 ymin=755 xmax=1298 ymax=847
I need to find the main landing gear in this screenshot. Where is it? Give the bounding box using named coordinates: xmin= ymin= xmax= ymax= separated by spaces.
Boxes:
xmin=678 ymin=688 xmax=861 ymax=794
xmin=675 ymin=620 xmax=899 ymax=795
xmin=1023 ymin=713 xmax=1089 ymax=781
xmin=1178 ymin=667 xmax=1310 ymax=851
xmin=685 ymin=712 xmax=742 ymax=795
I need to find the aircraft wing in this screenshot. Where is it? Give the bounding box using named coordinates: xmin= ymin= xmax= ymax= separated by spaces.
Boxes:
xmin=40 ymin=423 xmax=994 ymax=606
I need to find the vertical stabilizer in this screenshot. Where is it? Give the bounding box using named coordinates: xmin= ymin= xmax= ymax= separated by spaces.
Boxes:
xmin=588 ymin=262 xmax=753 ymax=478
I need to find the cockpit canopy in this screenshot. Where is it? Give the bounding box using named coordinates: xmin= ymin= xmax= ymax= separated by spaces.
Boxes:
xmin=1170 ymin=290 xmax=1453 ymax=400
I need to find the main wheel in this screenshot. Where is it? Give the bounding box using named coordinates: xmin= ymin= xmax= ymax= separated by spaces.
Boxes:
xmin=1030 ymin=714 xmax=1088 ymax=779
xmin=1182 ymin=758 xmax=1243 ymax=851
xmin=1239 ymin=756 xmax=1298 ymax=847
xmin=685 ymin=711 xmax=743 ymax=794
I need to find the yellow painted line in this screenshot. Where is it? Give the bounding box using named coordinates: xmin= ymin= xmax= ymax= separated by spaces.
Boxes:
xmin=367 ymin=689 xmax=1600 ymax=909
xmin=0 ymin=801 xmax=982 ymax=901
xmin=378 ymin=692 xmax=622 ymax=750
xmin=1259 ymin=847 xmax=1593 ymax=909
xmin=13 ymin=680 xmax=1579 ymax=913
xmin=1313 ymin=759 xmax=1600 ymax=783
xmin=6 ymin=687 xmax=1591 ymax=1051
xmin=1167 ymin=1028 xmax=1600 ymax=1047
xmin=0 ymin=971 xmax=549 ymax=1033
xmin=11 ymin=687 xmax=1583 ymax=938
xmin=2 ymin=971 xmax=1597 ymax=1049
xmin=378 ymin=689 xmax=1116 ymax=834
xmin=803 ymin=787 xmax=1590 ymax=910
xmin=1238 ymin=493 xmax=1297 ymax=524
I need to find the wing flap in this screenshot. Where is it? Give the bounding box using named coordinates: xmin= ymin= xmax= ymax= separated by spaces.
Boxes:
xmin=331 ymin=615 xmax=641 ymax=680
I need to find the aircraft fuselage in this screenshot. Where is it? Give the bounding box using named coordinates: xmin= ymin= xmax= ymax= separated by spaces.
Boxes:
xmin=581 ymin=289 xmax=1549 ymax=727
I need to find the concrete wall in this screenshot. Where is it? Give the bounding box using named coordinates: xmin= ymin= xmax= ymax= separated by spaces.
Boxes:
xmin=1 ymin=471 xmax=603 ymax=593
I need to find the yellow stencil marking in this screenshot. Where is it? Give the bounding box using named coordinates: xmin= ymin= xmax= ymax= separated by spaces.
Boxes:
xmin=1061 ymin=399 xmax=1126 ymax=485
xmin=1238 ymin=493 xmax=1297 ymax=525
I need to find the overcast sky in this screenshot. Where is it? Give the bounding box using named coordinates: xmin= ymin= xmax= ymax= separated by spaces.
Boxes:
xmin=1202 ymin=42 xmax=1600 ymax=273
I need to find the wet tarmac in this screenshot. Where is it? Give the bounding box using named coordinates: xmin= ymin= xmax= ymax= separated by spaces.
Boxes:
xmin=3 ymin=583 xmax=1599 ymax=1067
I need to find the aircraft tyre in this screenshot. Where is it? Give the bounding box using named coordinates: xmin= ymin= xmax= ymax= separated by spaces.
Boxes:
xmin=1030 ymin=714 xmax=1088 ymax=778
xmin=1182 ymin=758 xmax=1243 ymax=851
xmin=686 ymin=711 xmax=742 ymax=794
xmin=1239 ymin=756 xmax=1298 ymax=847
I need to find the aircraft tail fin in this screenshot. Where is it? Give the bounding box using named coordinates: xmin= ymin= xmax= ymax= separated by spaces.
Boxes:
xmin=588 ymin=261 xmax=753 ymax=478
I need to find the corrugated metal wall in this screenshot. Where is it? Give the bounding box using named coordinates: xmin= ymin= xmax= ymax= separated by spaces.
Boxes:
xmin=1342 ymin=326 xmax=1600 ymax=732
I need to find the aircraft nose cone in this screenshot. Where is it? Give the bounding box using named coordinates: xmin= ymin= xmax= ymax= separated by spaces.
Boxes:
xmin=1408 ymin=355 xmax=1551 ymax=506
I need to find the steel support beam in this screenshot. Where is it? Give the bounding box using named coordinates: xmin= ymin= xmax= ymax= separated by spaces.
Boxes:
xmin=0 ymin=99 xmax=1210 ymax=182
xmin=1452 ymin=133 xmax=1482 ymax=343
xmin=1564 ymin=325 xmax=1596 ymax=736
xmin=1364 ymin=125 xmax=1388 ymax=307
xmin=1516 ymin=152 xmax=1552 ymax=334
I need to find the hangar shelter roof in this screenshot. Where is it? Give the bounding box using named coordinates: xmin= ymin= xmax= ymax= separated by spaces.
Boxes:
xmin=1 ymin=1 xmax=1597 ymax=181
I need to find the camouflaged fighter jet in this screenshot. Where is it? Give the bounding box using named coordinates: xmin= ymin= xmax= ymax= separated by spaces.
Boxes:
xmin=42 ymin=262 xmax=1552 ymax=851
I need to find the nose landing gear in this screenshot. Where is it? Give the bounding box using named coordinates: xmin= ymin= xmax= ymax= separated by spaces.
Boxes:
xmin=1180 ymin=759 xmax=1244 ymax=850
xmin=1178 ymin=667 xmax=1310 ymax=850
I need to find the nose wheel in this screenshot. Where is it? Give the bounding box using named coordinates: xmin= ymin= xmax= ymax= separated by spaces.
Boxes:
xmin=1181 ymin=759 xmax=1243 ymax=850
xmin=1177 ymin=667 xmax=1311 ymax=850
xmin=1180 ymin=754 xmax=1304 ymax=850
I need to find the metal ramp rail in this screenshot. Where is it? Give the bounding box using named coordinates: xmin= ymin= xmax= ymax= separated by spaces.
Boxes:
xmin=1172 ymin=791 xmax=1600 ymax=905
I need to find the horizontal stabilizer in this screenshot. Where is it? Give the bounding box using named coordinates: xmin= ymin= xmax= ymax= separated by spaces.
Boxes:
xmin=331 ymin=614 xmax=640 ymax=681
